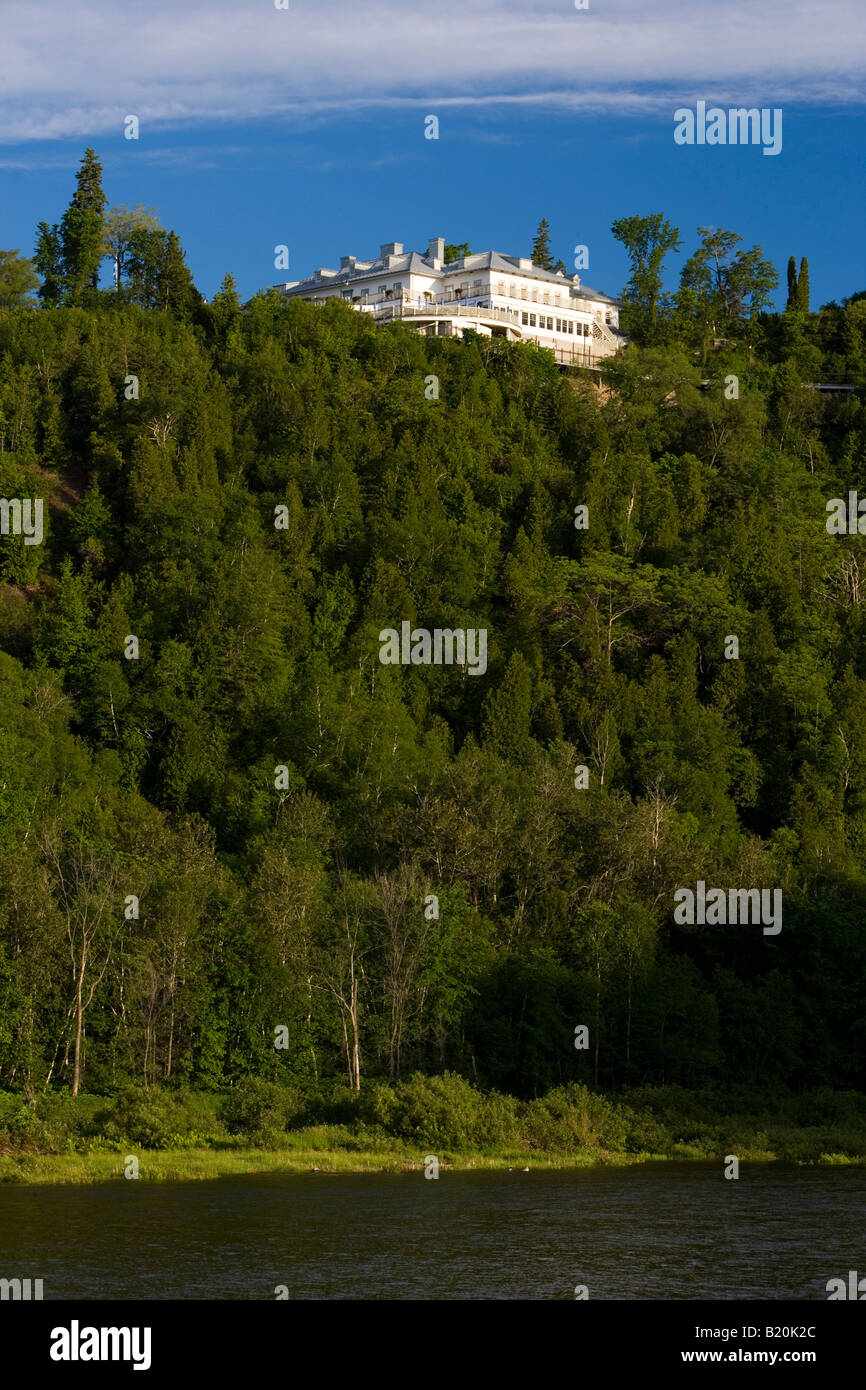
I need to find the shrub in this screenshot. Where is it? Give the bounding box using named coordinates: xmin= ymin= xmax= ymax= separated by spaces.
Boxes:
xmin=218 ymin=1079 xmax=295 ymax=1146
xmin=370 ymin=1072 xmax=520 ymax=1149
xmin=521 ymin=1085 xmax=629 ymax=1153
xmin=99 ymin=1085 xmax=218 ymax=1150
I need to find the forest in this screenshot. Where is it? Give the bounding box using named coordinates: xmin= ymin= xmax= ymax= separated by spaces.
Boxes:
xmin=1 ymin=151 xmax=866 ymax=1161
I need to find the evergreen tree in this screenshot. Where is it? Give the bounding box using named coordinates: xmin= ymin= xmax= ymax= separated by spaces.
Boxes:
xmin=125 ymin=225 xmax=167 ymax=308
xmin=58 ymin=148 xmax=107 ymax=302
xmin=798 ymin=256 xmax=810 ymax=313
xmin=34 ymin=222 xmax=63 ymax=305
xmin=158 ymin=231 xmax=202 ymax=314
xmin=786 ymin=255 xmax=798 ymax=309
xmin=443 ymin=242 xmax=471 ymax=264
xmin=531 ymin=218 xmax=555 ymax=270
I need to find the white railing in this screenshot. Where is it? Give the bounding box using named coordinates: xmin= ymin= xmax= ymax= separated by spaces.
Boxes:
xmin=363 ymin=298 xmax=617 ymax=363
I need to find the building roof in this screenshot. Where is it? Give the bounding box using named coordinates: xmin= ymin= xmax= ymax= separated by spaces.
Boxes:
xmin=279 ymin=243 xmax=617 ymax=305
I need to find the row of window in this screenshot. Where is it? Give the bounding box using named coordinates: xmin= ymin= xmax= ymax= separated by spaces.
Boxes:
xmin=447 ymin=282 xmax=573 ymax=307
xmin=521 ymin=312 xmax=591 ymax=336
xmin=496 ymin=281 xmax=573 ymax=306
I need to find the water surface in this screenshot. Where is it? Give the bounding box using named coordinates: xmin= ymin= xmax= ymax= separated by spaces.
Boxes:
xmin=1 ymin=1163 xmax=862 ymax=1299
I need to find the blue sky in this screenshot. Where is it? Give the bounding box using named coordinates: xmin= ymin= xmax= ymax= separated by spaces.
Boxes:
xmin=1 ymin=0 xmax=864 ymax=307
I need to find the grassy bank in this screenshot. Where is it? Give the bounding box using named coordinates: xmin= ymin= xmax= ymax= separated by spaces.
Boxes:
xmin=2 ymin=1076 xmax=865 ymax=1184
xmin=0 ymin=1143 xmax=645 ymax=1185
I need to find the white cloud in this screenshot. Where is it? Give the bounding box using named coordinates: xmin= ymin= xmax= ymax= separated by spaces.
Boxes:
xmin=0 ymin=0 xmax=863 ymax=143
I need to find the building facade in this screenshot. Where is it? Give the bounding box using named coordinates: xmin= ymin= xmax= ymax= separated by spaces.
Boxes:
xmin=277 ymin=237 xmax=624 ymax=365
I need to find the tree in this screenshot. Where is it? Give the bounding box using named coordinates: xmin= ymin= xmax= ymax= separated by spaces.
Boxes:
xmin=611 ymin=213 xmax=682 ymax=345
xmin=58 ymin=148 xmax=107 ymax=302
xmin=0 ymin=249 xmax=39 ymax=308
xmin=786 ymin=255 xmax=798 ymax=310
xmin=104 ymin=205 xmax=162 ymax=291
xmin=798 ymin=256 xmax=810 ymax=314
xmin=676 ymin=227 xmax=778 ymax=343
xmin=481 ymin=651 xmax=534 ymax=762
xmin=42 ymin=825 xmax=122 ymax=1096
xmin=158 ymin=231 xmax=202 ymax=314
xmin=373 ymin=864 xmax=436 ymax=1077
xmin=315 ymin=875 xmax=373 ymax=1091
xmin=531 ymin=218 xmax=555 ymax=270
xmin=34 ymin=222 xmax=63 ymax=305
xmin=125 ymin=225 xmax=167 ymax=307
xmin=444 ymin=242 xmax=471 ymax=264
xmin=212 ymin=272 xmax=241 ymax=322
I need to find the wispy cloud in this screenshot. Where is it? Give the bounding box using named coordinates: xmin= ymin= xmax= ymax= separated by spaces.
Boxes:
xmin=0 ymin=0 xmax=863 ymax=144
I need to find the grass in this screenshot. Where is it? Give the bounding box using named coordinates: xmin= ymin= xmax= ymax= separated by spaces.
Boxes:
xmin=0 ymin=1144 xmax=669 ymax=1185
xmin=2 ymin=1078 xmax=865 ymax=1184
xmin=1 ymin=1139 xmax=862 ymax=1186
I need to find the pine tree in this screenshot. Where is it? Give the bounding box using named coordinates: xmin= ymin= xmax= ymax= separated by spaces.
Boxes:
xmin=158 ymin=231 xmax=202 ymax=314
xmin=34 ymin=222 xmax=63 ymax=305
xmin=786 ymin=255 xmax=798 ymax=310
xmin=531 ymin=218 xmax=555 ymax=270
xmin=59 ymin=148 xmax=107 ymax=302
xmin=209 ymin=272 xmax=242 ymax=339
xmin=798 ymin=256 xmax=810 ymax=314
xmin=125 ymin=225 xmax=167 ymax=308
xmin=214 ymin=271 xmax=241 ymax=312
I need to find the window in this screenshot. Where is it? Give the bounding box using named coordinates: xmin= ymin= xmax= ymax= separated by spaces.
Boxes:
xmin=521 ymin=311 xmax=529 ymax=325
xmin=555 ymin=318 xmax=561 ymax=332
xmin=473 ymin=278 xmax=482 ymax=288
xmin=378 ymin=285 xmax=387 ymax=295
xmin=521 ymin=286 xmax=528 ymax=300
xmin=543 ymin=291 xmax=550 ymax=305
xmin=547 ymin=316 xmax=554 ymax=330
xmin=497 ymin=281 xmax=505 ymax=295
xmin=529 ymin=313 xmax=537 ymax=327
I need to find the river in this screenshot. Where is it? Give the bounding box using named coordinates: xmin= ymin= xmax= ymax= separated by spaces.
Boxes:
xmin=1 ymin=1162 xmax=863 ymax=1299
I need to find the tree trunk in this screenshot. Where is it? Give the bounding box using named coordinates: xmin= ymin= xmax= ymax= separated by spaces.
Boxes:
xmin=72 ymin=959 xmax=86 ymax=1096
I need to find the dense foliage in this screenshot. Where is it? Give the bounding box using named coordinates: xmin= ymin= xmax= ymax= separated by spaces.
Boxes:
xmin=2 ymin=154 xmax=866 ymax=1116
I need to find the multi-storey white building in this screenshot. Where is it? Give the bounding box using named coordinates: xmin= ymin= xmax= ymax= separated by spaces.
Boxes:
xmin=277 ymin=237 xmax=624 ymax=365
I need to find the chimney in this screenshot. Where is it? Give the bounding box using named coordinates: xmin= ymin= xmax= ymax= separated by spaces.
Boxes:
xmin=340 ymin=255 xmax=356 ymax=270
xmin=428 ymin=236 xmax=445 ymax=263
xmin=380 ymin=242 xmax=404 ymax=259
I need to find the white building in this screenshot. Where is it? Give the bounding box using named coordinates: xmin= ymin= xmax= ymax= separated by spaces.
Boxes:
xmin=276 ymin=237 xmax=624 ymax=365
